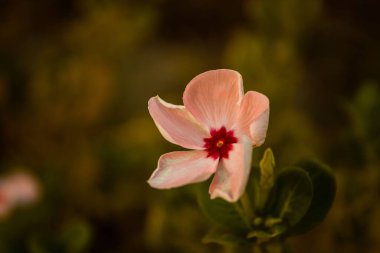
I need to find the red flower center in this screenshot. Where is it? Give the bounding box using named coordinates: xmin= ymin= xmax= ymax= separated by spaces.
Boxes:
xmin=203 ymin=126 xmax=238 ymax=160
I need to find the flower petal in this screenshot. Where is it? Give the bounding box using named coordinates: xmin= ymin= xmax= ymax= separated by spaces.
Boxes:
xmin=237 ymin=91 xmax=269 ymax=146
xmin=0 ymin=187 xmax=12 ymax=217
xmin=183 ymin=69 xmax=244 ymax=130
xmin=148 ymin=96 xmax=209 ymax=149
xmin=209 ymin=136 xmax=252 ymax=202
xmin=148 ymin=151 xmax=218 ymax=189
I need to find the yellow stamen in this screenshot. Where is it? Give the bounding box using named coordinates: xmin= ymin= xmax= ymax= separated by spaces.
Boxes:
xmin=216 ymin=140 xmax=224 ymax=148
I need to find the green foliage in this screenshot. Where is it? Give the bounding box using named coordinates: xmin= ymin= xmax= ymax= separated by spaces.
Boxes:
xmin=286 ymin=160 xmax=337 ymax=235
xmin=58 ymin=220 xmax=92 ymax=253
xmin=198 ymin=150 xmax=335 ymax=247
xmin=28 ymin=220 xmax=91 ymax=253
xmin=202 ymin=226 xmax=249 ymax=246
xmin=196 ymin=181 xmax=249 ymax=232
xmin=259 ymin=148 xmax=275 ymax=190
xmin=246 ymin=223 xmax=286 ymax=240
xmin=266 ymin=167 xmax=313 ymax=227
xmin=349 ymin=82 xmax=380 ymax=157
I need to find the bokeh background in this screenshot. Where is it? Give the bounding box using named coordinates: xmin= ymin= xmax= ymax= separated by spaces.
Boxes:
xmin=0 ymin=0 xmax=379 ymax=252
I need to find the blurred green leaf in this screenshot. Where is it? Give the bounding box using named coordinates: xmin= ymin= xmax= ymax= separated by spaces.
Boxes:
xmin=27 ymin=220 xmax=91 ymax=253
xmin=28 ymin=234 xmax=61 ymax=253
xmin=349 ymin=81 xmax=380 ymax=156
xmin=286 ymin=160 xmax=336 ymax=235
xmin=266 ymin=167 xmax=313 ymax=228
xmin=28 ymin=238 xmax=49 ymax=253
xmin=202 ymin=226 xmax=248 ymax=246
xmin=196 ymin=182 xmax=248 ymax=232
xmin=59 ymin=220 xmax=92 ymax=253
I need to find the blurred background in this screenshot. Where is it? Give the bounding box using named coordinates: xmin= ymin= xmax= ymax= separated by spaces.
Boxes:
xmin=0 ymin=0 xmax=379 ymax=252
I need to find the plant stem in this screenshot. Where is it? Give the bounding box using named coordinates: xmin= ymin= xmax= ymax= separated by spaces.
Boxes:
xmin=233 ymin=201 xmax=251 ymax=228
xmin=234 ymin=191 xmax=255 ymax=228
xmin=240 ymin=192 xmax=254 ymax=219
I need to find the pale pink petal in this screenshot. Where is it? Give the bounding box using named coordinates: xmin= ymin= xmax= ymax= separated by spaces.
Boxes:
xmin=237 ymin=91 xmax=269 ymax=146
xmin=6 ymin=173 xmax=39 ymax=204
xmin=0 ymin=187 xmax=12 ymax=217
xmin=148 ymin=96 xmax=209 ymax=149
xmin=183 ymin=69 xmax=244 ymax=130
xmin=209 ymin=136 xmax=252 ymax=202
xmin=148 ymin=151 xmax=218 ymax=189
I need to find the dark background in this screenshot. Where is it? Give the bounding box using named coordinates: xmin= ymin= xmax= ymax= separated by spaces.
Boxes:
xmin=0 ymin=0 xmax=379 ymax=252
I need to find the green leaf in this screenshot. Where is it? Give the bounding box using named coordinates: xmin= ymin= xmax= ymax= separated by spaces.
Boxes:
xmin=255 ymin=148 xmax=276 ymax=213
xmin=246 ymin=223 xmax=287 ymax=239
xmin=259 ymin=148 xmax=275 ymax=189
xmin=286 ymin=160 xmax=336 ymax=236
xmin=202 ymin=226 xmax=248 ymax=246
xmin=249 ymin=216 xmax=287 ymax=240
xmin=196 ymin=181 xmax=249 ymax=232
xmin=266 ymin=167 xmax=313 ymax=228
xmin=246 ymin=229 xmax=273 ymax=239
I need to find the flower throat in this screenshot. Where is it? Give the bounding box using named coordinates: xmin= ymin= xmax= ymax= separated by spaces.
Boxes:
xmin=203 ymin=126 xmax=238 ymax=160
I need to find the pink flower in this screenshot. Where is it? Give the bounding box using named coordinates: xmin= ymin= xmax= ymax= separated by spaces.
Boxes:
xmin=147 ymin=69 xmax=269 ymax=202
xmin=0 ymin=190 xmax=11 ymax=217
xmin=0 ymin=172 xmax=40 ymax=218
xmin=3 ymin=172 xmax=40 ymax=205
